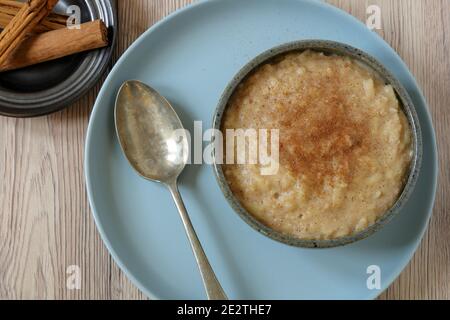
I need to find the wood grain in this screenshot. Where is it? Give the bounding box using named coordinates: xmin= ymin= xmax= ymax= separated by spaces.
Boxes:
xmin=0 ymin=0 xmax=448 ymax=300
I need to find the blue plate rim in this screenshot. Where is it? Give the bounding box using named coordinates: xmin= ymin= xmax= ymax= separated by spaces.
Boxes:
xmin=85 ymin=0 xmax=439 ymax=300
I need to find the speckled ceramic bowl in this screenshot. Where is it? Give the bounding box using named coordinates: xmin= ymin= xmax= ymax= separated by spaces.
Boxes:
xmin=212 ymin=40 xmax=423 ymax=248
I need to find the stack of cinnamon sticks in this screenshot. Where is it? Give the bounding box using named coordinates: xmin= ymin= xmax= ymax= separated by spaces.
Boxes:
xmin=0 ymin=0 xmax=109 ymax=72
xmin=0 ymin=0 xmax=66 ymax=32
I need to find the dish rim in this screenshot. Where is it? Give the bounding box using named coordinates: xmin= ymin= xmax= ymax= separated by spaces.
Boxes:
xmin=212 ymin=40 xmax=423 ymax=248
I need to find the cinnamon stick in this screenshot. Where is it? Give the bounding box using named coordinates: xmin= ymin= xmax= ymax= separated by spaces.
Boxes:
xmin=0 ymin=0 xmax=67 ymax=33
xmin=0 ymin=19 xmax=109 ymax=72
xmin=0 ymin=0 xmax=59 ymax=65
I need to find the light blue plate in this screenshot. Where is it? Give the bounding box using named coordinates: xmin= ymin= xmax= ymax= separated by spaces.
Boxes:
xmin=85 ymin=0 xmax=438 ymax=299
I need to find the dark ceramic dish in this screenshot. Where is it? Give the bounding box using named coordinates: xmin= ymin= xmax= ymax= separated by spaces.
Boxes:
xmin=212 ymin=40 xmax=423 ymax=248
xmin=0 ymin=0 xmax=117 ymax=117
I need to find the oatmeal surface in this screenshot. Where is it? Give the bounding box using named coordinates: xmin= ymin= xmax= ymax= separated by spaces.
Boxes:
xmin=222 ymin=50 xmax=412 ymax=240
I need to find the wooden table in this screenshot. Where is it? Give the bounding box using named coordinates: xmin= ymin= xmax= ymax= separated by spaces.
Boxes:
xmin=0 ymin=0 xmax=448 ymax=300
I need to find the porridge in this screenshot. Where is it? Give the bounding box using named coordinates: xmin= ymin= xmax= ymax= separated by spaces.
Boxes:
xmin=221 ymin=50 xmax=413 ymax=240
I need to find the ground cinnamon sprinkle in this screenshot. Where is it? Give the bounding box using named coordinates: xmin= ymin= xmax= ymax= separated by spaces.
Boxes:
xmin=278 ymin=65 xmax=370 ymax=193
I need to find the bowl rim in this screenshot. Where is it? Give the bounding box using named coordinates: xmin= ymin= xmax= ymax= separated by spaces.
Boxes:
xmin=211 ymin=40 xmax=423 ymax=248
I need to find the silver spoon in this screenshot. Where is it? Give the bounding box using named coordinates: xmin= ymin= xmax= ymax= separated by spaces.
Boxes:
xmin=114 ymin=80 xmax=228 ymax=300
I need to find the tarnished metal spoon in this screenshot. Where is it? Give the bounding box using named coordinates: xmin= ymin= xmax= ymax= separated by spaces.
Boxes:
xmin=114 ymin=80 xmax=227 ymax=300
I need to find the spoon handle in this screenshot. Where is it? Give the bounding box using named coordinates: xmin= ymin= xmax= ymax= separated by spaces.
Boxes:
xmin=168 ymin=181 xmax=228 ymax=300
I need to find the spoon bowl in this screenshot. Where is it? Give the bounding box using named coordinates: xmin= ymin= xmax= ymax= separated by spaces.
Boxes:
xmin=115 ymin=80 xmax=188 ymax=183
